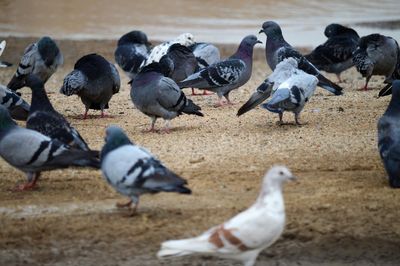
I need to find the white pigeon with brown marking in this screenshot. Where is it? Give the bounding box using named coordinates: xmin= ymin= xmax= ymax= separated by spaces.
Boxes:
xmin=157 ymin=166 xmax=295 ymax=266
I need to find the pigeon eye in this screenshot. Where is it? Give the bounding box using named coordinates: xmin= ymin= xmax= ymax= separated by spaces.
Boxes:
xmin=279 ymin=171 xmax=284 ymax=175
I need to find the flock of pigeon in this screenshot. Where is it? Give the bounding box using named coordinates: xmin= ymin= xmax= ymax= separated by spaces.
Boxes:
xmin=0 ymin=20 xmax=399 ymax=265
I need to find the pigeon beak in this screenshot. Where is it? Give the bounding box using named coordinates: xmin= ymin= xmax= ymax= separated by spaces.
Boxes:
xmin=128 ymin=80 xmax=133 ymax=85
xmin=289 ymin=175 xmax=298 ymax=182
xmin=258 ymin=29 xmax=265 ymax=34
xmin=256 ymin=40 xmax=262 ymax=44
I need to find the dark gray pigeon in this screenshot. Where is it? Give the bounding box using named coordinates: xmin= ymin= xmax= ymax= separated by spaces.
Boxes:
xmin=7 ymin=36 xmax=63 ymax=91
xmin=130 ymin=62 xmax=203 ymax=133
xmin=159 ymin=43 xmax=198 ymax=83
xmin=377 ymin=80 xmax=400 ymax=188
xmin=352 ymin=34 xmax=400 ymax=91
xmin=178 ymin=35 xmax=261 ymax=107
xmin=305 ymin=23 xmax=359 ymax=82
xmin=100 ymin=126 xmax=191 ymax=215
xmin=0 ymin=40 xmax=12 ymax=68
xmin=60 ymin=53 xmax=121 ymax=119
xmin=25 ymin=74 xmax=94 ymax=152
xmin=114 ymin=30 xmax=151 ymax=80
xmin=188 ymin=42 xmax=220 ymax=95
xmin=259 ymin=21 xmax=343 ymax=95
xmin=0 ymin=84 xmax=30 ymax=120
xmin=0 ymin=105 xmax=99 ymax=191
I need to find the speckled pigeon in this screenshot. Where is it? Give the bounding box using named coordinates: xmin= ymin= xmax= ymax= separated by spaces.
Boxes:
xmin=141 ymin=33 xmax=195 ymax=68
xmin=7 ymin=36 xmax=63 ymax=91
xmin=157 ymin=166 xmax=295 ymax=266
xmin=25 ymin=74 xmax=94 ymax=152
xmin=130 ymin=62 xmax=203 ymax=133
xmin=0 ymin=105 xmax=99 ymax=191
xmin=259 ymin=21 xmax=343 ymax=95
xmin=100 ymin=126 xmax=191 ymax=215
xmin=378 ymin=80 xmax=400 ymax=188
xmin=305 ymin=23 xmax=359 ymax=82
xmin=352 ymin=33 xmax=400 ymax=92
xmin=60 ymin=53 xmax=120 ymax=119
xmin=114 ymin=30 xmax=151 ymax=80
xmin=178 ymin=35 xmax=261 ymax=107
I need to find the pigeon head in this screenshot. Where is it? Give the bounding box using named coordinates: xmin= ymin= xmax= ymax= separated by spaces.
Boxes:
xmin=25 ymin=74 xmax=44 ymax=90
xmin=118 ymin=30 xmax=151 ymax=46
xmin=259 ymin=21 xmax=283 ymax=38
xmin=101 ymin=126 xmax=133 ymax=159
xmin=175 ymin=33 xmax=195 ymax=47
xmin=263 ymin=166 xmax=296 ymax=188
xmin=241 ymin=35 xmax=262 ymax=47
xmin=139 ymin=62 xmax=172 ymax=77
xmin=324 ymin=23 xmax=359 ymax=38
xmin=0 ymin=105 xmax=18 ymax=130
xmin=37 ymin=36 xmax=60 ymax=67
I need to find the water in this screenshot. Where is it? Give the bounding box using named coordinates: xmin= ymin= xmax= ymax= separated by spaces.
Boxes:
xmin=0 ymin=0 xmax=399 ymax=46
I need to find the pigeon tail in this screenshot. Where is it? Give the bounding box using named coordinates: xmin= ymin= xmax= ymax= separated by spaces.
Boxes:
xmin=378 ymin=83 xmax=393 ymax=97
xmin=7 ymin=75 xmax=25 ymax=91
xmin=316 ymin=74 xmax=343 ymax=95
xmin=158 ymin=238 xmax=209 ymax=258
xmin=237 ymin=81 xmax=273 ymax=116
xmin=181 ymin=99 xmax=203 ymax=117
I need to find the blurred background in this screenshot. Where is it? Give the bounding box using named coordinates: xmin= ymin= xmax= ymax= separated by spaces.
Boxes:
xmin=0 ymin=0 xmax=399 ymax=47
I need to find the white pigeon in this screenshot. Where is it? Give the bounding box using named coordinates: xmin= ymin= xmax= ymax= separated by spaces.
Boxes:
xmin=141 ymin=33 xmax=195 ymax=68
xmin=0 ymin=40 xmax=12 ymax=68
xmin=157 ymin=165 xmax=296 ymax=266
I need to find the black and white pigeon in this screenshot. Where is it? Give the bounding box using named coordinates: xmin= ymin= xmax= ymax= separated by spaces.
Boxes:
xmin=159 ymin=43 xmax=198 ymax=83
xmin=114 ymin=30 xmax=151 ymax=80
xmin=7 ymin=36 xmax=63 ymax=91
xmin=157 ymin=166 xmax=296 ymax=266
xmin=130 ymin=62 xmax=203 ymax=133
xmin=237 ymin=57 xmax=301 ymax=117
xmin=60 ymin=53 xmax=121 ymax=119
xmin=352 ymin=33 xmax=400 ymax=92
xmin=261 ymin=66 xmax=318 ymax=125
xmin=141 ymin=33 xmax=195 ymax=68
xmin=0 ymin=84 xmax=30 ymax=120
xmin=100 ymin=126 xmax=191 ymax=215
xmin=259 ymin=21 xmax=343 ymax=96
xmin=188 ymin=42 xmax=221 ymax=95
xmin=378 ymin=80 xmax=400 ymax=188
xmin=0 ymin=40 xmax=12 ymax=68
xmin=178 ymin=35 xmax=261 ymax=107
xmin=305 ymin=23 xmax=360 ymax=83
xmin=0 ymin=105 xmax=99 ymax=191
xmin=25 ymin=74 xmax=94 ymax=152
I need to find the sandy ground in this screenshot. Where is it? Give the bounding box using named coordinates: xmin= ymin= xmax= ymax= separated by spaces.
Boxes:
xmin=0 ymin=37 xmax=399 ymax=266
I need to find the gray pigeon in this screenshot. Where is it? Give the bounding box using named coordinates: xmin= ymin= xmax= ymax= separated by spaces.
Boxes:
xmin=60 ymin=53 xmax=121 ymax=119
xmin=100 ymin=126 xmax=191 ymax=215
xmin=0 ymin=105 xmax=99 ymax=191
xmin=377 ymin=80 xmax=400 ymax=188
xmin=130 ymin=62 xmax=203 ymax=133
xmin=352 ymin=34 xmax=400 ymax=91
xmin=7 ymin=36 xmax=63 ymax=91
xmin=188 ymin=42 xmax=220 ymax=95
xmin=259 ymin=21 xmax=343 ymax=95
xmin=114 ymin=30 xmax=151 ymax=80
xmin=178 ymin=35 xmax=261 ymax=107
xmin=25 ymin=74 xmax=94 ymax=152
xmin=0 ymin=84 xmax=30 ymax=121
xmin=305 ymin=23 xmax=360 ymax=82
xmin=0 ymin=40 xmax=12 ymax=68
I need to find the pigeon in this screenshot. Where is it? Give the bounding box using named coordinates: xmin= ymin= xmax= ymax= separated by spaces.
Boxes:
xmin=7 ymin=36 xmax=63 ymax=91
xmin=100 ymin=126 xmax=191 ymax=215
xmin=114 ymin=30 xmax=151 ymax=80
xmin=352 ymin=34 xmax=400 ymax=91
xmin=159 ymin=43 xmax=198 ymax=83
xmin=188 ymin=42 xmax=221 ymax=95
xmin=0 ymin=84 xmax=30 ymax=120
xmin=157 ymin=165 xmax=296 ymax=266
xmin=377 ymin=80 xmax=400 ymax=188
xmin=130 ymin=62 xmax=203 ymax=133
xmin=0 ymin=40 xmax=12 ymax=68
xmin=178 ymin=35 xmax=261 ymax=107
xmin=261 ymin=68 xmax=318 ymax=125
xmin=25 ymin=74 xmax=94 ymax=152
xmin=237 ymin=57 xmax=299 ymax=117
xmin=305 ymin=23 xmax=360 ymax=82
xmin=0 ymin=105 xmax=100 ymax=191
xmin=60 ymin=53 xmax=121 ymax=119
xmin=141 ymin=33 xmax=195 ymax=68
xmin=259 ymin=21 xmax=343 ymax=95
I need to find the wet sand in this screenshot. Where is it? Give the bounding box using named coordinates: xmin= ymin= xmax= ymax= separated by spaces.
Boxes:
xmin=0 ymin=38 xmax=399 ymax=266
